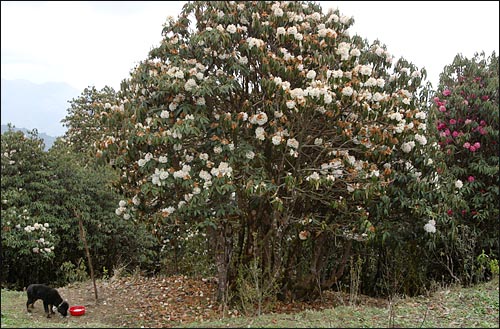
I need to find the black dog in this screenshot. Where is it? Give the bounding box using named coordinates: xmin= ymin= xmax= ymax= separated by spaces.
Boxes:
xmin=26 ymin=284 xmax=69 ymax=318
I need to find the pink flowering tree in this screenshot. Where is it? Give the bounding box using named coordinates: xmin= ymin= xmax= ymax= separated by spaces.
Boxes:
xmin=431 ymin=52 xmax=499 ymax=283
xmin=98 ymin=1 xmax=436 ymax=303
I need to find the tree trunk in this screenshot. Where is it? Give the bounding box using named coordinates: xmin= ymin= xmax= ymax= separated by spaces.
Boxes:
xmin=77 ymin=215 xmax=98 ymax=302
xmin=214 ymin=222 xmax=234 ymax=306
xmin=321 ymin=239 xmax=353 ymax=289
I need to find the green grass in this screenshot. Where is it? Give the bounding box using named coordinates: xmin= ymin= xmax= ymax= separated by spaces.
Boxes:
xmin=0 ymin=289 xmax=111 ymax=328
xmin=1 ymin=277 xmax=498 ymax=328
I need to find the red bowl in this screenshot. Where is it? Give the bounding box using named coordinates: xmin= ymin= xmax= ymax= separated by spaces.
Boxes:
xmin=69 ymin=305 xmax=86 ymax=316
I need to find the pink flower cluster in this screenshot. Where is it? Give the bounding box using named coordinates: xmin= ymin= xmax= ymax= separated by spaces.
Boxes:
xmin=463 ymin=141 xmax=481 ymax=152
xmin=433 ymin=96 xmax=448 ymax=112
xmin=434 ymin=87 xmax=489 ymax=151
xmin=475 ymin=120 xmax=488 ymax=136
xmin=437 ymin=71 xmax=495 ymax=222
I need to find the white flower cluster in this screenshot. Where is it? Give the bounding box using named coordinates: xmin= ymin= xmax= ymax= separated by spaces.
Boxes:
xmin=372 ymin=45 xmax=393 ymax=63
xmin=210 ymin=161 xmax=233 ymax=178
xmin=246 ymin=37 xmax=264 ymax=49
xmin=226 ymin=24 xmax=237 ymax=34
xmin=306 ymin=172 xmax=320 ymax=181
xmin=398 ymin=89 xmax=413 ymax=105
xmin=2 ymin=149 xmax=18 ymax=165
xmin=270 ymin=129 xmax=289 ymax=146
xmin=341 ymin=86 xmax=353 ymax=97
xmin=401 ymin=141 xmax=416 ymax=153
xmin=424 ymin=219 xmax=436 ymax=233
xmin=184 ymin=78 xmax=198 ymax=92
xmin=414 ymin=134 xmax=427 ymax=146
xmin=23 ymin=222 xmax=50 ymax=233
xmin=249 ymin=112 xmax=268 ymax=125
xmin=173 ymin=164 xmax=192 ymax=180
xmin=161 ymin=206 xmax=176 ymax=217
xmin=245 ymin=150 xmax=255 ymax=160
xmin=32 ymin=245 xmax=55 ymax=254
xmin=255 ymin=127 xmax=266 ymax=141
xmin=199 ymin=170 xmax=213 ymax=188
xmin=372 ymin=92 xmax=386 ymax=102
xmin=272 ymin=134 xmax=283 ymax=146
xmin=306 ymin=70 xmax=316 ymax=80
xmin=285 ymin=26 xmax=303 ymax=40
xmin=415 ymin=111 xmax=427 ymax=120
xmin=363 ymin=77 xmax=385 ymax=88
xmin=276 ymin=26 xmax=286 ymax=37
xmin=271 ymin=3 xmax=284 ymax=17
xmin=327 ymin=69 xmax=343 ymax=79
xmin=137 ymin=152 xmax=153 ymax=167
xmin=388 ymin=112 xmax=404 ymax=122
xmin=33 ymin=236 xmax=55 ymax=254
xmin=317 ymin=23 xmax=337 ymax=38
xmin=455 ymin=179 xmax=463 ymax=189
xmin=336 ymin=42 xmax=351 ymax=61
xmin=19 ymin=222 xmax=55 ymax=254
xmin=151 ymin=168 xmax=170 ymax=186
xmin=115 ymin=200 xmax=131 ymax=220
xmin=286 ymin=138 xmax=299 ymax=149
xmin=358 ymin=64 xmax=373 ymax=76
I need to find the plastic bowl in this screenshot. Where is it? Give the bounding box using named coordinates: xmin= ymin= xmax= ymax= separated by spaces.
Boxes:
xmin=69 ymin=305 xmax=86 ymax=316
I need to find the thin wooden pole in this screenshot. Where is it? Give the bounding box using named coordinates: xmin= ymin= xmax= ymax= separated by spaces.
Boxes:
xmin=75 ymin=211 xmax=98 ymax=301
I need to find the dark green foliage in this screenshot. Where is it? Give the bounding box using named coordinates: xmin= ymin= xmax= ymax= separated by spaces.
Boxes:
xmin=1 ymin=126 xmax=158 ymax=290
xmin=61 ymin=86 xmax=118 ymax=161
xmin=1 ymin=127 xmax=56 ymax=288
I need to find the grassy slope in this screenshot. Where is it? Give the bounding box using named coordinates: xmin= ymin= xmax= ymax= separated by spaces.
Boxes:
xmin=1 ymin=277 xmax=498 ymax=328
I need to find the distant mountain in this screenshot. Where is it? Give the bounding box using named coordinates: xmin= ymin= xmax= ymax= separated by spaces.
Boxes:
xmin=1 ymin=78 xmax=81 ymax=137
xmin=1 ymin=124 xmax=57 ymax=151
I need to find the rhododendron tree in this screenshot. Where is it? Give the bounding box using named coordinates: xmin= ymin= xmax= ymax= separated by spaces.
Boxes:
xmin=432 ymin=51 xmax=499 ymax=283
xmin=98 ymin=1 xmax=437 ymax=302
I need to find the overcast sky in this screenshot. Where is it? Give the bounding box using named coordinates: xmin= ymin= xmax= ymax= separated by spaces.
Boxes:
xmin=2 ymin=1 xmax=499 ymax=91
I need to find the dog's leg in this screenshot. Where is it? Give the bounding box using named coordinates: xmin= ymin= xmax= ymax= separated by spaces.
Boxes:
xmin=26 ymin=299 xmax=35 ymax=312
xmin=43 ymin=302 xmax=51 ymax=318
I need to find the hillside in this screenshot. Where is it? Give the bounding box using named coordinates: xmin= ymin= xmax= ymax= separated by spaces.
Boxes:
xmin=1 ymin=78 xmax=80 ymax=137
xmin=1 ymin=124 xmax=57 ymax=151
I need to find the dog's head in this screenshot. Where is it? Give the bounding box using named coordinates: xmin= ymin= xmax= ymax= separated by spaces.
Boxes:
xmin=57 ymin=301 xmax=69 ymax=317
